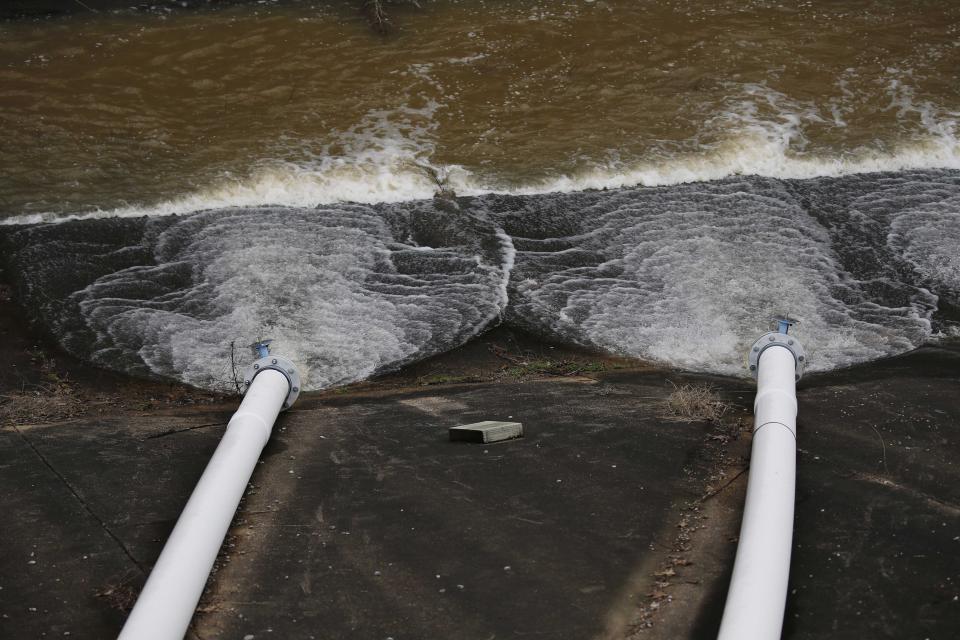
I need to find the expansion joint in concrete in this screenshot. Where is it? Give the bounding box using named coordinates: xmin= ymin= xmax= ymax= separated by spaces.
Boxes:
xmin=144 ymin=421 xmax=226 ymax=440
xmin=12 ymin=425 xmax=147 ymax=575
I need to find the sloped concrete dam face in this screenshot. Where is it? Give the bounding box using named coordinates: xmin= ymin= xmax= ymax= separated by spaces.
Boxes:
xmin=3 ymin=169 xmax=960 ymax=390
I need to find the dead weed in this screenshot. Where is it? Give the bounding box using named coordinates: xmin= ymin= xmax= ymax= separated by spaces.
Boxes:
xmin=663 ymin=382 xmax=729 ymax=423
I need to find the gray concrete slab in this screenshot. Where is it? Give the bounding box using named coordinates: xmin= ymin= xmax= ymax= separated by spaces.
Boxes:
xmin=0 ymin=413 xmax=231 ymax=639
xmin=784 ymin=347 xmax=960 ymax=639
xmin=0 ymin=427 xmax=132 ymax=637
xmin=196 ymin=377 xmax=722 ymax=639
xmin=0 ymin=371 xmax=737 ymax=640
xmin=2 ymin=327 xmax=958 ymax=639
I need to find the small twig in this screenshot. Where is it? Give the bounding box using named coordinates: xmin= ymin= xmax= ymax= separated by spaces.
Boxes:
xmin=72 ymin=0 xmax=99 ymax=12
xmin=416 ymin=162 xmax=445 ymax=189
xmin=229 ymin=340 xmax=242 ymax=396
xmin=869 ymin=425 xmax=889 ymax=475
xmin=414 ymin=161 xmax=457 ymax=199
xmin=363 ymin=0 xmax=390 ymax=34
xmin=698 ymin=466 xmax=748 ymax=503
xmin=489 ymin=344 xmax=527 ymax=366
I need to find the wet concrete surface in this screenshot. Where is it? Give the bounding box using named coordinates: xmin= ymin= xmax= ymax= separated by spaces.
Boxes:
xmin=0 ymin=371 xmax=737 ymax=640
xmin=0 ymin=413 xmax=233 ymax=638
xmin=1 ymin=301 xmax=959 ymax=638
xmin=785 ymin=346 xmax=960 ymax=639
xmin=196 ymin=376 xmax=729 ymax=640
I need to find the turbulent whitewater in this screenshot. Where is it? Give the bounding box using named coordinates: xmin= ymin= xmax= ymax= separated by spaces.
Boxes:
xmin=3 ymin=204 xmax=510 ymax=390
xmin=3 ymin=1 xmax=960 ymax=389
xmin=3 ymin=170 xmax=958 ymax=391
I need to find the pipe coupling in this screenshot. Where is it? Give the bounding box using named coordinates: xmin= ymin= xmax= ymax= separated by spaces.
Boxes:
xmin=748 ymin=332 xmax=807 ymax=381
xmin=242 ymin=355 xmax=302 ymax=410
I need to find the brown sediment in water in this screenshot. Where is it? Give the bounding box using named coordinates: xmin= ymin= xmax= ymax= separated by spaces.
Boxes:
xmin=1 ymin=2 xmax=958 ymax=637
xmin=2 ymin=0 xmax=959 ymax=219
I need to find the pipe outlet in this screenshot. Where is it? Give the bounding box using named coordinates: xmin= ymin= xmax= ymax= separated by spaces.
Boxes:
xmin=243 ymin=353 xmax=301 ymax=410
xmin=748 ymin=331 xmax=806 ymax=381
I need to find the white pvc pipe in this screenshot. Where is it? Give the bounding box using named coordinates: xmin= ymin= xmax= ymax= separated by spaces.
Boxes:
xmin=717 ymin=345 xmax=798 ymax=640
xmin=118 ymin=368 xmax=290 ymax=640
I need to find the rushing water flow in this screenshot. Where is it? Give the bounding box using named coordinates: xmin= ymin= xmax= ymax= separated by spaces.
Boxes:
xmin=3 ymin=202 xmax=511 ymax=389
xmin=2 ymin=1 xmax=959 ymax=389
xmin=3 ymin=0 xmax=960 ymax=222
xmin=3 ymin=170 xmax=959 ymax=390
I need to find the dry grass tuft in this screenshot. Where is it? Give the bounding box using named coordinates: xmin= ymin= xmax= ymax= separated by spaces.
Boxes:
xmin=0 ymin=382 xmax=87 ymax=426
xmin=663 ymin=382 xmax=729 ymax=423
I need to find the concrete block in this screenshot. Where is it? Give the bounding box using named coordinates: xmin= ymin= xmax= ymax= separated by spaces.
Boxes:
xmin=449 ymin=420 xmax=523 ymax=444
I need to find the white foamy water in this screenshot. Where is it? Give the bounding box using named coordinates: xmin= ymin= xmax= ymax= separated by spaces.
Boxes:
xmin=4 ymin=73 xmax=960 ymax=387
xmin=4 ymin=2 xmax=960 ymax=392
xmin=9 ymin=206 xmax=511 ymax=391
xmin=497 ymin=176 xmax=950 ymax=376
xmin=5 ymin=171 xmax=960 ymax=389
xmin=4 ymin=135 xmax=957 ymax=227
xmin=497 ymin=133 xmax=960 ymax=196
xmin=888 ymin=200 xmax=960 ymax=304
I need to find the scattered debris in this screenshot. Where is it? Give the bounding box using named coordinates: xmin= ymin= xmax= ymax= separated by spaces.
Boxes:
xmin=96 ymin=571 xmax=142 ymax=613
xmin=489 ymin=344 xmax=611 ymax=378
xmin=0 ymin=382 xmax=86 ymax=426
xmin=416 ymin=373 xmax=485 ymax=386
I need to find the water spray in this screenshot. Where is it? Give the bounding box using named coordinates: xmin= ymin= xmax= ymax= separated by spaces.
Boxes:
xmin=117 ymin=341 xmax=302 ymax=640
xmin=717 ymin=318 xmax=805 ymax=640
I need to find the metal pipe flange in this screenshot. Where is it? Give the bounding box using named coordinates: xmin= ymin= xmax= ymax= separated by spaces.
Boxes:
xmin=748 ymin=332 xmax=807 ymax=381
xmin=242 ymin=355 xmax=302 ymax=410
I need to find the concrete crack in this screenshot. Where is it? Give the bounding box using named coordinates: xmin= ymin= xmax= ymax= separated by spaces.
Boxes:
xmin=145 ymin=422 xmax=225 ymax=440
xmin=13 ymin=425 xmax=147 ymax=574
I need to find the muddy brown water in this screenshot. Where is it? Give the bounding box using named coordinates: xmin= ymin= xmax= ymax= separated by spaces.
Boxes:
xmin=1 ymin=0 xmax=959 ymax=219
xmin=1 ymin=1 xmax=959 ymax=390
